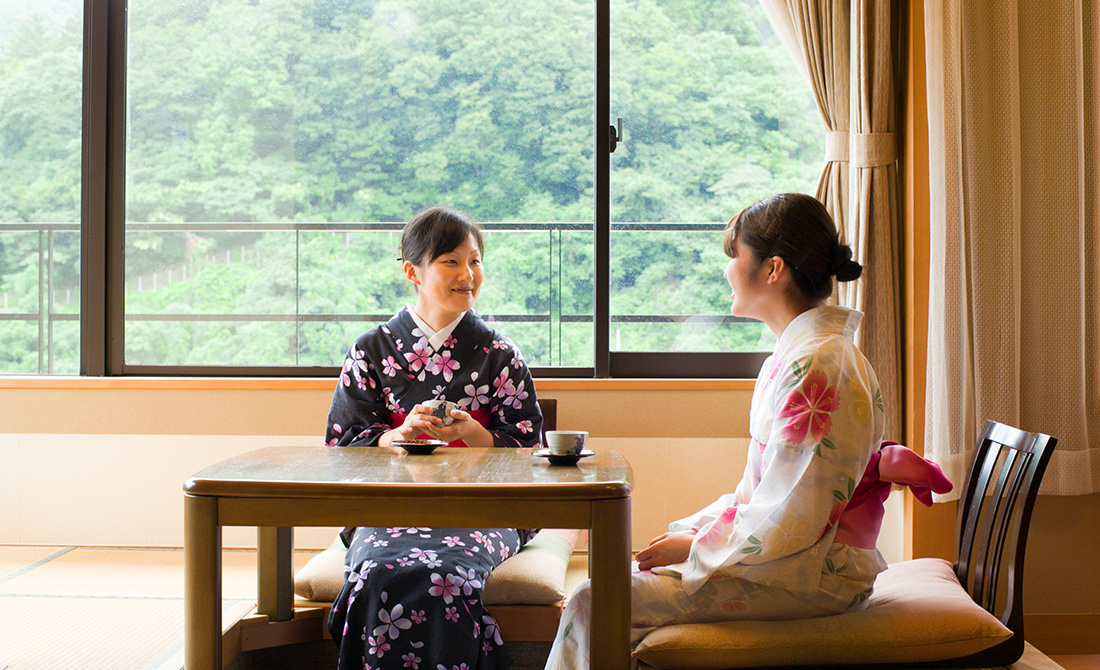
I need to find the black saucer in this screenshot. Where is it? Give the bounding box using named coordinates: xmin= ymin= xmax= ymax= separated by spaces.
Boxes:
xmin=392 ymin=439 xmax=447 ymax=455
xmin=534 ymin=448 xmax=594 ymax=465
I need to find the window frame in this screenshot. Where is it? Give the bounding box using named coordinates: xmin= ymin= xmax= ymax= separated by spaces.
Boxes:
xmin=76 ymin=0 xmax=776 ymax=380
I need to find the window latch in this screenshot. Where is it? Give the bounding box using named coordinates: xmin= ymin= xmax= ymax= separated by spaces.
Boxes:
xmin=609 ymin=118 xmax=623 ymax=153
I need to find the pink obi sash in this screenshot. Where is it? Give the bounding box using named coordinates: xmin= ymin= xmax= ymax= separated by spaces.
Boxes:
xmin=832 ymin=441 xmax=954 ymax=549
xmin=389 ymin=408 xmax=492 ymax=448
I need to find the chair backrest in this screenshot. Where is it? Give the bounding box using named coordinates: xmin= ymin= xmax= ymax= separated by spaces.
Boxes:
xmin=539 ymin=398 xmax=557 ymax=444
xmin=953 ymin=419 xmax=1057 ymax=661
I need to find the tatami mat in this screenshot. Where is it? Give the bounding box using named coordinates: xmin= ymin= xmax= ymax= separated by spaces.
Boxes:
xmin=0 ymin=546 xmax=1090 ymax=670
xmin=0 ymin=546 xmax=318 ymax=670
xmin=1 ymin=596 xmax=187 ymax=670
xmin=0 ymin=546 xmax=71 ymax=582
xmin=0 ymin=547 xmax=317 ymax=599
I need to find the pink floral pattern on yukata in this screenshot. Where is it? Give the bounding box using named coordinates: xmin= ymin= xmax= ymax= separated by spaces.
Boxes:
xmin=778 ymin=370 xmax=839 ymax=444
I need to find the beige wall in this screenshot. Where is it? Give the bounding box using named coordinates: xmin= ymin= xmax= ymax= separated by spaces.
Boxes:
xmin=0 ymin=381 xmax=904 ymax=564
xmin=0 ymin=382 xmax=752 ymax=549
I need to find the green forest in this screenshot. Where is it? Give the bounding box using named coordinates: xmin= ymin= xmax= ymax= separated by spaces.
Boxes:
xmin=0 ymin=0 xmax=821 ymax=373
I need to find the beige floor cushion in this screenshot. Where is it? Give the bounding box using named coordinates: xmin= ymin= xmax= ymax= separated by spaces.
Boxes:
xmin=294 ymin=528 xmax=581 ymax=606
xmin=632 ymin=558 xmax=1012 ymax=669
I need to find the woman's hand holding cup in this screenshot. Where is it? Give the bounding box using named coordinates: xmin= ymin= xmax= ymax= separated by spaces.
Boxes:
xmin=386 ymin=400 xmax=495 ymax=448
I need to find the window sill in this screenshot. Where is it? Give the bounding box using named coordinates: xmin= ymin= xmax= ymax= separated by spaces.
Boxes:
xmin=0 ymin=376 xmax=755 ymax=392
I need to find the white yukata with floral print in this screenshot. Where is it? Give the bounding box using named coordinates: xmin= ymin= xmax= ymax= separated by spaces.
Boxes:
xmin=545 ymin=306 xmax=887 ymax=670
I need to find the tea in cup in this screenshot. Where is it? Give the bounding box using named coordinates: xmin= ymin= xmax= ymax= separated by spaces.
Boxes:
xmin=421 ymin=399 xmax=458 ymax=426
xmin=545 ymin=430 xmax=588 ymax=455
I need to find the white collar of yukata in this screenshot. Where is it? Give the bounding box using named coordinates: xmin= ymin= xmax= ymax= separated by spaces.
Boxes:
xmin=404 ymin=304 xmax=467 ymax=350
xmin=777 ymin=305 xmax=863 ymax=350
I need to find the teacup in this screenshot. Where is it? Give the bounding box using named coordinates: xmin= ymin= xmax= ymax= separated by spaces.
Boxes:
xmin=545 ymin=430 xmax=588 ymax=456
xmin=421 ymin=399 xmax=458 ymax=426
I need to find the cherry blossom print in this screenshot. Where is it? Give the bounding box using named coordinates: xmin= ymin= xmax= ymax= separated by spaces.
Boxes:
xmin=388 ymin=527 xmax=433 ymax=539
xmin=403 ymin=342 xmax=431 ymax=373
xmin=432 ymin=385 xmax=446 ymax=399
xmin=368 ymin=634 xmax=389 ymax=657
xmin=483 ymin=614 xmax=504 ymax=645
xmin=432 ymin=350 xmax=461 ymax=382
xmin=502 ymin=379 xmax=528 ymax=409
xmin=458 ymin=383 xmax=490 ymax=411
xmin=777 ymin=370 xmax=839 ymax=444
xmin=444 ymin=606 xmax=459 ymax=623
xmin=381 ymin=356 xmax=401 ymax=377
xmin=373 ymin=601 xmax=412 ymax=639
xmin=492 ymin=339 xmax=509 ymax=350
xmin=402 ymin=652 xmax=422 ymax=669
xmin=442 ymin=536 xmax=465 ymax=548
xmin=455 ymin=566 xmax=483 ymax=595
xmin=429 ymin=573 xmax=460 ymax=603
xmin=516 ymin=419 xmax=533 ymax=434
xmin=444 ymin=333 xmax=458 ymax=348
xmin=340 ymin=359 xmax=352 ymax=387
xmin=327 ymin=423 xmax=343 ymax=446
xmin=409 ymin=609 xmax=426 ymax=624
xmin=491 ymin=369 xmax=511 ymax=396
xmin=382 ymin=387 xmax=401 ymax=413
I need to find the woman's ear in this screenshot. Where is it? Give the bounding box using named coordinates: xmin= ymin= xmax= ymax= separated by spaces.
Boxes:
xmin=403 ymin=260 xmax=420 ymax=286
xmin=766 ymin=256 xmax=786 ymax=285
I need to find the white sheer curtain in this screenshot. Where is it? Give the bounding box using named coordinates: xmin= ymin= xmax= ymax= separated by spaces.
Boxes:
xmin=760 ymin=0 xmax=903 ymax=440
xmin=924 ymin=0 xmax=1100 ymax=496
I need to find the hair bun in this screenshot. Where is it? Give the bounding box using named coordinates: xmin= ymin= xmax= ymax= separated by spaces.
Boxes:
xmin=831 ymin=245 xmax=862 ymax=282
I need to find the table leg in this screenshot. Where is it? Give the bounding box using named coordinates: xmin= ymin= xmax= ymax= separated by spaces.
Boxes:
xmin=185 ymin=494 xmax=221 ymax=670
xmin=258 ymin=526 xmax=294 ymax=621
xmin=589 ymin=496 xmax=632 ymax=670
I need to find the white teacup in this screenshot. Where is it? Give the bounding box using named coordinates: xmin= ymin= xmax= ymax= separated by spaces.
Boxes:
xmin=421 ymin=399 xmax=458 ymax=426
xmin=545 ymin=430 xmax=588 ymax=455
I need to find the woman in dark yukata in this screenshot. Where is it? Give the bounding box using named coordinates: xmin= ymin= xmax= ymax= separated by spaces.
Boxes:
xmin=325 ymin=206 xmax=544 ymax=669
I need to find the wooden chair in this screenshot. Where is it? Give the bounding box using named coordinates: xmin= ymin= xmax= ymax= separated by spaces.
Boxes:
xmin=945 ymin=419 xmax=1058 ymax=666
xmin=632 ymin=419 xmax=1058 ymax=669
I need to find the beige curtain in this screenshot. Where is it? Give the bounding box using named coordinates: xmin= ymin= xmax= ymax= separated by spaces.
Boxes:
xmin=760 ymin=1 xmax=851 ymax=230
xmin=924 ymin=0 xmax=1100 ymax=496
xmin=760 ymin=0 xmax=903 ymax=440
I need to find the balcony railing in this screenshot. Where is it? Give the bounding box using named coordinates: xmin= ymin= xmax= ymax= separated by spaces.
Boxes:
xmin=1 ymin=220 xmax=760 ymax=374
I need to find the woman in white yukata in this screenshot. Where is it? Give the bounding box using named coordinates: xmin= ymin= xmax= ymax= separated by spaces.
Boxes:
xmin=326 ymin=207 xmax=543 ymax=670
xmin=545 ymin=193 xmax=890 ymax=669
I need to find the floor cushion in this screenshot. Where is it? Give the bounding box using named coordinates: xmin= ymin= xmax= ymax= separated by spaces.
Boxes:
xmin=632 ymin=558 xmax=1012 ymax=669
xmin=293 ymin=528 xmax=581 ymax=606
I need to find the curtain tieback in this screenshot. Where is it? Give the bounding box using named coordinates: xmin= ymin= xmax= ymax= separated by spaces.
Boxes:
xmin=824 ymin=131 xmax=898 ymax=167
xmin=824 ymin=131 xmax=849 ymax=163
xmin=852 ymin=132 xmax=897 ymax=168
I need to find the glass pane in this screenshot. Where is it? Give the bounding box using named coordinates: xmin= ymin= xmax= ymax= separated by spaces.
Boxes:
xmin=609 ymin=0 xmax=819 ymax=353
xmin=125 ymin=0 xmax=594 ymax=369
xmin=0 ymin=2 xmax=83 ymax=374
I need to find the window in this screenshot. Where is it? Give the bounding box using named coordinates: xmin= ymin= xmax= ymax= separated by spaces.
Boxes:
xmin=0 ymin=0 xmax=83 ymax=374
xmin=3 ymin=0 xmax=821 ymax=377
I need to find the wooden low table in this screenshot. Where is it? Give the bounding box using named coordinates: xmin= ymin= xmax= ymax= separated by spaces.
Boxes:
xmin=184 ymin=445 xmax=633 ymax=669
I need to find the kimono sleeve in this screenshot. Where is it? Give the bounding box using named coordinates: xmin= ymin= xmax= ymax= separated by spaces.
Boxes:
xmin=325 ymin=341 xmax=391 ymax=446
xmin=679 ymin=348 xmax=881 ymax=595
xmin=485 ymin=343 xmax=543 ymax=448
